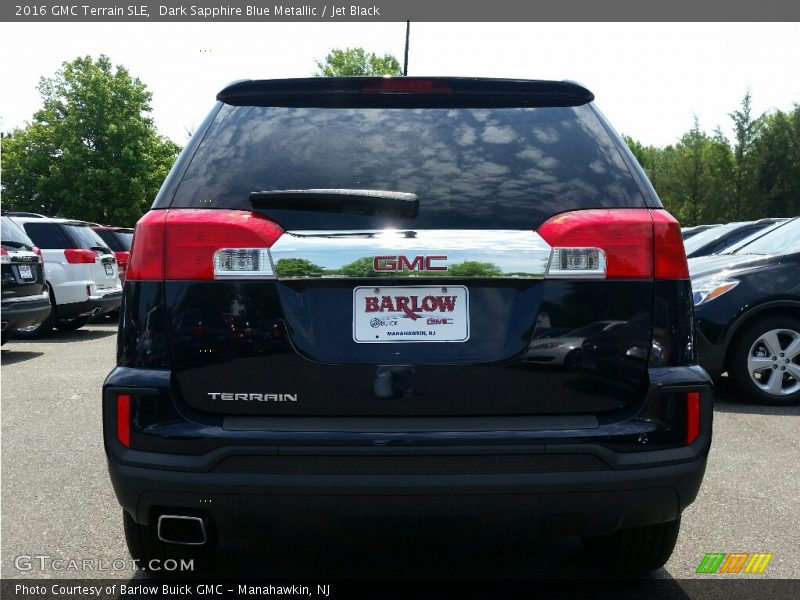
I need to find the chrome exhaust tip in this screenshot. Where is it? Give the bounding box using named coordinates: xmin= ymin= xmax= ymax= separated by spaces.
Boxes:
xmin=157 ymin=514 xmax=207 ymax=545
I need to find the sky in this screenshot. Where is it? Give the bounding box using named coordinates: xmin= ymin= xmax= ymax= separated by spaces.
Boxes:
xmin=1 ymin=22 xmax=799 ymax=147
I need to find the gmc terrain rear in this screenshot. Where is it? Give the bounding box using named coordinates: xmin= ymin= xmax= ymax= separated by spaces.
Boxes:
xmin=103 ymin=77 xmax=712 ymax=573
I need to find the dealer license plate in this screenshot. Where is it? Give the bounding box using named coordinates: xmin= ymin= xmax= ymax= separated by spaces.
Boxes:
xmin=353 ymin=286 xmax=469 ymax=343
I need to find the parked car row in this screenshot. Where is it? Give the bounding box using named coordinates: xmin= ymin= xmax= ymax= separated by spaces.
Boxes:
xmin=681 ymin=218 xmax=788 ymax=258
xmin=1 ymin=211 xmax=132 ymax=344
xmin=690 ymin=216 xmax=800 ymax=405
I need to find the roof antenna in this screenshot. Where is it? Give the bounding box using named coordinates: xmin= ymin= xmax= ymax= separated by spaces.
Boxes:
xmin=403 ymin=21 xmax=410 ymax=76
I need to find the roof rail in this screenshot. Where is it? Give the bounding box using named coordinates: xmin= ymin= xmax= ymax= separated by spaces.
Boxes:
xmin=6 ymin=211 xmax=47 ymax=218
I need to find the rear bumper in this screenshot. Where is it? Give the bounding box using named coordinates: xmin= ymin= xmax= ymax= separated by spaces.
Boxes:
xmin=1 ymin=292 xmax=51 ymax=331
xmin=107 ymin=451 xmax=707 ymax=539
xmin=104 ymin=365 xmax=713 ymax=541
xmin=90 ymin=289 xmax=123 ymax=315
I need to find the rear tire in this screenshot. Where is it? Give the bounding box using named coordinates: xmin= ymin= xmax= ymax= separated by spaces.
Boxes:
xmin=583 ymin=518 xmax=680 ymax=574
xmin=730 ymin=315 xmax=800 ymax=406
xmin=55 ymin=315 xmax=92 ymax=331
xmin=123 ymin=511 xmax=216 ymax=573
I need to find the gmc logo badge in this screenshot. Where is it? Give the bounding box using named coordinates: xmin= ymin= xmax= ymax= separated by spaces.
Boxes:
xmin=373 ymin=255 xmax=448 ymax=272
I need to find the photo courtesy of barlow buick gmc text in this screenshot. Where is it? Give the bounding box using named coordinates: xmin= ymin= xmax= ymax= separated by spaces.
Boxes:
xmin=102 ymin=76 xmax=712 ymax=574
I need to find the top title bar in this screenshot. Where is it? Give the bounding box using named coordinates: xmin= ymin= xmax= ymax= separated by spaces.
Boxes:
xmin=3 ymin=0 xmax=800 ymax=22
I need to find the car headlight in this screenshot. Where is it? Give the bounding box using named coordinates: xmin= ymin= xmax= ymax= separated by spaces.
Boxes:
xmin=531 ymin=341 xmax=565 ymax=350
xmin=691 ymin=277 xmax=739 ymax=306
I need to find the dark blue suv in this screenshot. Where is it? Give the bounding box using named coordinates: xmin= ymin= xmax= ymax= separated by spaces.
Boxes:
xmin=104 ymin=78 xmax=712 ymax=573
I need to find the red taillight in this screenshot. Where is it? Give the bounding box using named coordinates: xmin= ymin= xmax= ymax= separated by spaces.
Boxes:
xmin=126 ymin=209 xmax=284 ymax=281
xmin=64 ymin=248 xmax=98 ymax=264
xmin=361 ymin=80 xmax=453 ymax=94
xmin=652 ymin=210 xmax=690 ymax=279
xmin=125 ymin=210 xmax=167 ymax=280
xmin=537 ymin=208 xmax=689 ymax=280
xmin=116 ymin=394 xmax=131 ymax=448
xmin=687 ymin=391 xmax=701 ymax=444
xmin=115 ymin=250 xmax=130 ymax=281
xmin=538 ymin=209 xmax=653 ymax=278
xmin=0 ymin=247 xmax=8 ymax=264
xmin=32 ymin=246 xmax=44 ymax=264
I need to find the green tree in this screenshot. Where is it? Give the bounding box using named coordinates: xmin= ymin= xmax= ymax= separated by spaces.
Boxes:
xmin=314 ymin=47 xmax=402 ymax=77
xmin=729 ymin=91 xmax=762 ymax=221
xmin=1 ymin=55 xmax=180 ymax=226
xmin=751 ymin=105 xmax=800 ymax=217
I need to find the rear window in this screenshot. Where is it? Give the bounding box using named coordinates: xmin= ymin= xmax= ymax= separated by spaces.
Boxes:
xmin=171 ymin=104 xmax=645 ymax=229
xmin=95 ymin=229 xmax=132 ymax=251
xmin=2 ymin=217 xmax=35 ymax=250
xmin=23 ymin=222 xmax=72 ymax=249
xmin=65 ymin=225 xmax=111 ymax=252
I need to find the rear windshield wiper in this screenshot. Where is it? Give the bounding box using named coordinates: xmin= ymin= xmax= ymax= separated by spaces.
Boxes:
xmin=250 ymin=189 xmax=419 ymax=218
xmin=1 ymin=240 xmax=29 ymax=250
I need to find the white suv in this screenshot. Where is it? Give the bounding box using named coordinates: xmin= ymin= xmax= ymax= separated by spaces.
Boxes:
xmin=9 ymin=214 xmax=123 ymax=336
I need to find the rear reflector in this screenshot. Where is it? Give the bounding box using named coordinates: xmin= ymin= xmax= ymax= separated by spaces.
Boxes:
xmin=361 ymin=80 xmax=453 ymax=94
xmin=116 ymin=394 xmax=131 ymax=448
xmin=64 ymin=249 xmax=98 ymax=264
xmin=686 ymin=391 xmax=701 ymax=444
xmin=126 ymin=210 xmax=284 ymax=281
xmin=537 ymin=208 xmax=689 ymax=280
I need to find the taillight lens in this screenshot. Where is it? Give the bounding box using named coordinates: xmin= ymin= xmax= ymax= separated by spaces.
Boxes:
xmin=32 ymin=246 xmax=44 ymax=264
xmin=126 ymin=209 xmax=284 ymax=281
xmin=0 ymin=247 xmax=9 ymax=264
xmin=686 ymin=391 xmax=701 ymax=444
xmin=116 ymin=394 xmax=131 ymax=448
xmin=115 ymin=251 xmax=130 ymax=267
xmin=64 ymin=249 xmax=98 ymax=264
xmin=537 ymin=208 xmax=689 ymax=280
xmin=115 ymin=250 xmax=130 ymax=281
xmin=651 ymin=210 xmax=690 ymax=279
xmin=125 ymin=210 xmax=167 ymax=280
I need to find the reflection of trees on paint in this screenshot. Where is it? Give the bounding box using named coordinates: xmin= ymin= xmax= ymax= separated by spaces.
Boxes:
xmin=338 ymin=257 xmax=382 ymax=277
xmin=274 ymin=256 xmax=507 ymax=278
xmin=447 ymin=261 xmax=503 ymax=277
xmin=274 ymin=258 xmax=326 ymax=278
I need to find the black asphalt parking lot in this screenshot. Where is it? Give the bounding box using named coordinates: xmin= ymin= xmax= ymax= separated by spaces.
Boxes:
xmin=2 ymin=322 xmax=799 ymax=585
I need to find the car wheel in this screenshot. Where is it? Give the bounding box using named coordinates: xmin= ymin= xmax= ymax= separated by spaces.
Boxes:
xmin=564 ymin=349 xmax=581 ymax=370
xmin=55 ymin=315 xmax=92 ymax=331
xmin=15 ymin=291 xmax=56 ymax=339
xmin=123 ymin=511 xmax=216 ymax=572
xmin=583 ymin=518 xmax=680 ymax=573
xmin=731 ymin=316 xmax=800 ymax=405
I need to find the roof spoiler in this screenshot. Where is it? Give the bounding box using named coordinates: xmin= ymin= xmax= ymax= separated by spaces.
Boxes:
xmin=217 ymin=77 xmax=594 ymax=108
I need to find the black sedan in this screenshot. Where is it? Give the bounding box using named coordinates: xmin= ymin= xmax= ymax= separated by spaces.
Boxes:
xmin=690 ymin=217 xmax=800 ymax=405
